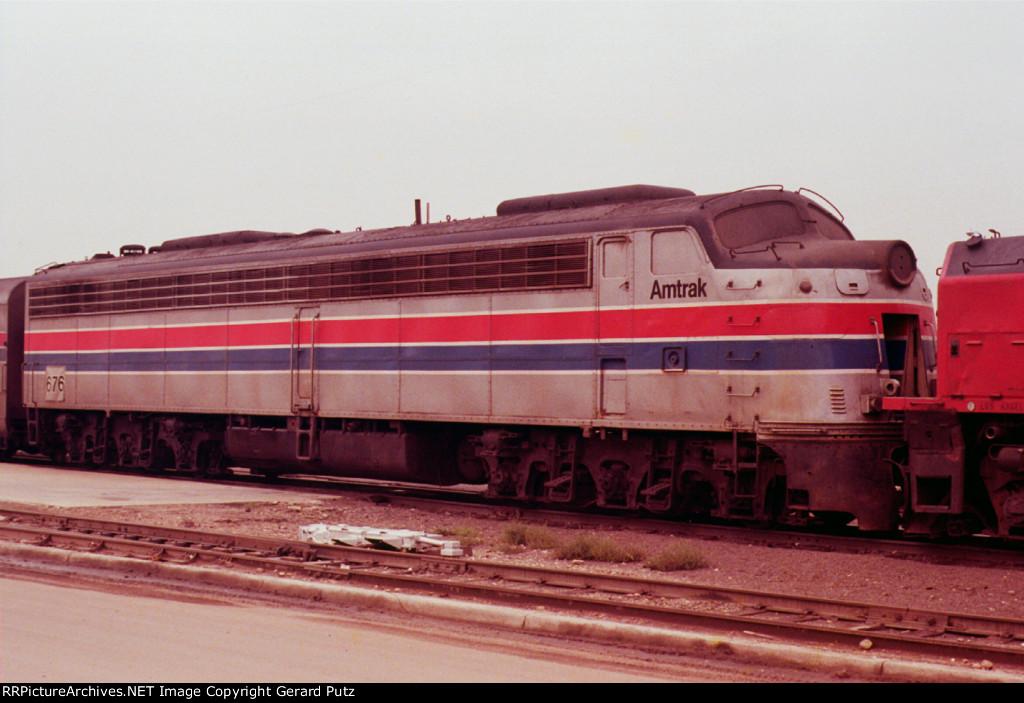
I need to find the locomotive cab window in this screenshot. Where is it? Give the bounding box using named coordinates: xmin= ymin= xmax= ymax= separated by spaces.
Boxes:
xmin=714 ymin=201 xmax=805 ymax=249
xmin=808 ymin=204 xmax=853 ymax=241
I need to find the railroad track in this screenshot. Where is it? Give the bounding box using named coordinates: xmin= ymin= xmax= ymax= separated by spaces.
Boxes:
xmin=155 ymin=467 xmax=1024 ymax=568
xmin=12 ymin=457 xmax=1024 ymax=569
xmin=2 ymin=507 xmax=1023 ymax=671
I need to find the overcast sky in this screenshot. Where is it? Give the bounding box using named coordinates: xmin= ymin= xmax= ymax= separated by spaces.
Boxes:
xmin=2 ymin=1 xmax=1021 ymax=286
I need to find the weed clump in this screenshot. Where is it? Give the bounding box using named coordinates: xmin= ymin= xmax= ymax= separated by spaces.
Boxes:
xmin=555 ymin=534 xmax=646 ymax=563
xmin=501 ymin=522 xmax=561 ymax=549
xmin=436 ymin=526 xmax=483 ymax=547
xmin=644 ymin=542 xmax=709 ymax=571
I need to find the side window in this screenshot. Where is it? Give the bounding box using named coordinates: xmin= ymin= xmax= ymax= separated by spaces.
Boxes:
xmin=651 ymin=229 xmax=706 ymax=274
xmin=602 ymin=239 xmax=631 ymax=278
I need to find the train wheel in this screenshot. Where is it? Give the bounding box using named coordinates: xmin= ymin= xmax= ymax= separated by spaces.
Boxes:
xmin=148 ymin=440 xmax=175 ymax=473
xmin=43 ymin=439 xmax=67 ymax=466
xmin=943 ymin=510 xmax=985 ymax=539
xmin=573 ymin=464 xmax=598 ymax=508
xmin=524 ymin=461 xmax=549 ymax=501
xmin=195 ymin=441 xmax=228 ymax=478
xmin=486 ymin=457 xmax=521 ymax=498
xmin=813 ymin=511 xmax=854 ymax=529
xmin=455 ymin=439 xmax=488 ymax=484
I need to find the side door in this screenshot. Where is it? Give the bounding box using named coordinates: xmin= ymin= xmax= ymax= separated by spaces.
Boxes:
xmin=597 ymin=236 xmax=633 ymax=415
xmin=291 ymin=307 xmax=320 ymax=460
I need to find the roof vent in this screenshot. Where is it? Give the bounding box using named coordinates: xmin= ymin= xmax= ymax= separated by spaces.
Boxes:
xmin=497 ymin=184 xmax=695 ymax=216
xmin=160 ymin=230 xmax=295 ymax=253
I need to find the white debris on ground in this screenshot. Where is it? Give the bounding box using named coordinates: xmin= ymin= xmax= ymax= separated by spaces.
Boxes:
xmin=301 ymin=523 xmax=464 ymax=557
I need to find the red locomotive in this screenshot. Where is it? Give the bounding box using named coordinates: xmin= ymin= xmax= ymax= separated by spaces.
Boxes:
xmin=886 ymin=232 xmax=1024 ymax=537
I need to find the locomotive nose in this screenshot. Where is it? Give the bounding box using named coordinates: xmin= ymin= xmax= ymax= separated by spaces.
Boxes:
xmin=787 ymin=239 xmax=919 ymax=287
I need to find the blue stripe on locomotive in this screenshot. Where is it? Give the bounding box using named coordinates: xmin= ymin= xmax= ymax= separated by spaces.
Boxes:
xmin=25 ymin=337 xmax=908 ymax=373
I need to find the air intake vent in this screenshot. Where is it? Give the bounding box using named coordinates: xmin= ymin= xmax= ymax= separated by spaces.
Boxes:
xmin=829 ymin=388 xmax=847 ymax=415
xmin=27 ymin=239 xmax=592 ymax=317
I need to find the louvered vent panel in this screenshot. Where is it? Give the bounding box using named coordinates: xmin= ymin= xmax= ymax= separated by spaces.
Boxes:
xmin=27 ymin=239 xmax=591 ymax=317
xmin=829 ymin=388 xmax=847 ymax=415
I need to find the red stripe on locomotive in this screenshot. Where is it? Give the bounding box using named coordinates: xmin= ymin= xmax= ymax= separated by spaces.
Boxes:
xmin=24 ymin=299 xmax=935 ymax=353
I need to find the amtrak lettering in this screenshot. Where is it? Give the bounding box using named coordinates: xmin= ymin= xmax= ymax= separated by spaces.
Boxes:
xmin=650 ymin=278 xmax=707 ymax=300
